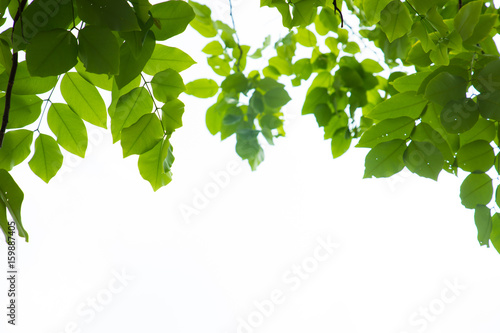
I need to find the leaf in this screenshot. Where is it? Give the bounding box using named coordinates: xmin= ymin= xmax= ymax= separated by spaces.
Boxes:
xmin=403 ymin=141 xmax=443 ymax=180
xmin=47 ymin=103 xmax=88 ymax=157
xmin=363 ymin=0 xmax=392 ymax=24
xmin=379 ymin=0 xmax=412 ymax=43
xmin=188 ymin=0 xmax=217 ymax=37
xmin=0 ymin=130 xmax=33 ymax=171
xmin=411 ymin=122 xmax=454 ymax=170
xmin=221 ymin=72 xmax=248 ymax=93
xmin=296 ymin=28 xmax=317 ymax=47
xmin=78 ymin=25 xmax=120 ymax=75
xmin=0 ymin=169 xmax=28 ymax=241
xmin=60 ymin=72 xmax=107 ymax=128
xmin=202 ymin=41 xmax=224 ymax=56
xmin=474 ymin=205 xmax=492 ymax=247
xmin=0 ymin=62 xmax=58 ymax=95
xmin=440 ymin=98 xmax=479 ymax=134
xmin=111 ymin=87 xmax=153 ymax=143
xmin=363 ymin=139 xmax=406 ymax=178
xmin=302 ymin=87 xmax=329 ymax=115
xmin=457 ymin=140 xmax=494 ymax=173
xmin=151 ymin=69 xmax=186 ymax=103
xmin=28 ymin=134 xmax=63 ymax=183
xmin=477 ymin=90 xmax=500 ymax=121
xmin=356 ymin=117 xmax=414 ymax=148
xmin=424 ymin=72 xmax=467 ymax=106
xmin=26 ymin=29 xmax=78 ymax=77
xmin=459 ymin=118 xmax=496 ymax=146
xmin=138 ymin=139 xmax=173 ymax=191
xmin=75 ymin=0 xmax=140 ymax=31
xmin=460 ymin=173 xmax=493 ymax=209
xmin=365 ymin=91 xmax=427 ymax=120
xmin=143 ymin=45 xmax=195 ymax=75
xmin=121 ymin=113 xmax=164 ymax=157
xmin=454 ymin=0 xmax=482 ymax=41
xmin=115 ymin=30 xmax=155 ymax=89
xmin=0 ymin=94 xmax=42 ymax=129
xmin=150 ymin=1 xmax=195 ymax=40
xmin=162 ymin=99 xmax=185 ymax=135
xmin=331 ymin=128 xmax=352 ymax=158
xmin=264 ymin=87 xmax=291 ymax=108
xmin=391 ymin=72 xmax=431 ymax=93
xmin=185 ymin=79 xmax=219 ymax=98
xmin=491 ymin=214 xmax=500 ymax=254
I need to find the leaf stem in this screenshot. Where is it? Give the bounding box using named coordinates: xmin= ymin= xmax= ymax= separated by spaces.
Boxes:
xmin=229 ymin=0 xmax=243 ymax=72
xmin=0 ymin=0 xmax=28 ymax=148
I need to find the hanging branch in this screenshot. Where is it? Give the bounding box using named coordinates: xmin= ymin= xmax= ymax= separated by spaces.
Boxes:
xmin=229 ymin=0 xmax=243 ymax=72
xmin=0 ymin=0 xmax=28 ymax=148
xmin=333 ymin=0 xmax=344 ymax=28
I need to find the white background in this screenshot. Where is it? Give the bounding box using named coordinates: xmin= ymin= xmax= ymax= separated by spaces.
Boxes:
xmin=2 ymin=1 xmax=500 ymax=333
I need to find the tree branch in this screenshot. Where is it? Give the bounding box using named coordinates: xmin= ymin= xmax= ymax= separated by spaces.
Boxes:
xmin=0 ymin=0 xmax=28 ymax=148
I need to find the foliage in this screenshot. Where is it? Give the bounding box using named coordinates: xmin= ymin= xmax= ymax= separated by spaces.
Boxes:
xmin=1 ymin=0 xmax=500 ymax=255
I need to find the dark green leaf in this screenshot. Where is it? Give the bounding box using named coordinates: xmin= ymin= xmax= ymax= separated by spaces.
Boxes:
xmin=460 ymin=173 xmax=493 ymax=209
xmin=457 ymin=140 xmax=494 ymax=173
xmin=363 ymin=139 xmax=406 ymax=178
xmin=0 ymin=169 xmax=28 ymax=241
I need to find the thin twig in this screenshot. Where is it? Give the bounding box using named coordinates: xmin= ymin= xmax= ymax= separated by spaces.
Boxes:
xmin=0 ymin=0 xmax=28 ymax=148
xmin=333 ymin=0 xmax=344 ymax=28
xmin=229 ymin=0 xmax=243 ymax=72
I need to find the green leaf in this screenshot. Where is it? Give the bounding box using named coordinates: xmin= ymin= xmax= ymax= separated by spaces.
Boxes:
xmin=60 ymin=72 xmax=107 ymax=128
xmin=411 ymin=122 xmax=454 ymax=171
xmin=379 ymin=0 xmax=412 ymax=43
xmin=403 ymin=140 xmax=443 ymax=180
xmin=26 ymin=29 xmax=78 ymax=77
xmin=151 ymin=69 xmax=186 ymax=103
xmin=0 ymin=130 xmax=33 ymax=171
xmin=296 ymin=28 xmax=317 ymax=47
xmin=75 ymin=61 xmax=113 ymax=91
xmin=363 ymin=139 xmax=406 ymax=178
xmin=221 ymin=72 xmax=248 ymax=94
xmin=302 ymin=87 xmax=329 ymax=115
xmin=47 ymin=103 xmax=88 ymax=158
xmin=457 ymin=140 xmax=494 ymax=173
xmin=331 ymin=128 xmax=351 ymax=158
xmin=76 ymin=0 xmax=140 ymax=31
xmin=188 ymin=0 xmax=217 ymax=37
xmin=28 ymin=134 xmax=63 ymax=183
xmin=363 ymin=0 xmax=392 ymax=24
xmin=263 ymin=87 xmax=291 ymax=108
xmin=361 ymin=59 xmax=384 ymax=73
xmin=0 ymin=62 xmax=58 ymax=95
xmin=491 ymin=214 xmax=500 ymax=254
xmin=365 ymin=91 xmax=427 ymax=120
xmin=78 ymin=25 xmax=120 ymax=75
xmin=440 ymin=98 xmax=479 ymax=134
xmin=318 ymin=7 xmax=339 ymax=33
xmin=121 ymin=113 xmax=164 ymax=157
xmin=138 ymin=139 xmax=173 ymax=191
xmin=115 ymin=30 xmax=155 ymax=89
xmin=454 ymin=0 xmax=482 ymax=41
xmin=0 ymin=94 xmax=42 ymax=129
xmin=144 ymin=44 xmax=195 ymax=75
xmin=464 ymin=13 xmax=498 ymax=45
xmin=206 ymin=103 xmax=223 ymax=135
xmin=162 ymin=99 xmax=185 ymax=135
xmin=150 ymin=1 xmax=195 ymax=41
xmin=478 ymin=90 xmax=500 ymax=121
xmin=111 ymin=87 xmax=153 ymax=143
xmin=391 ymin=72 xmax=431 ymax=93
xmin=459 ymin=118 xmax=495 ymax=146
xmin=356 ymin=117 xmax=414 ymax=148
xmin=474 ymin=205 xmax=492 ymax=247
xmin=424 ymin=72 xmax=467 ymax=106
xmin=185 ymin=79 xmax=219 ymax=98
xmin=0 ymin=169 xmax=28 ymax=241
xmin=202 ymin=41 xmax=224 ymax=56
xmin=460 ymin=173 xmax=493 ymax=209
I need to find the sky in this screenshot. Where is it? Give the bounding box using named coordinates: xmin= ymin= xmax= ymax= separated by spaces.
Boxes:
xmin=2 ymin=1 xmax=500 ymax=333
